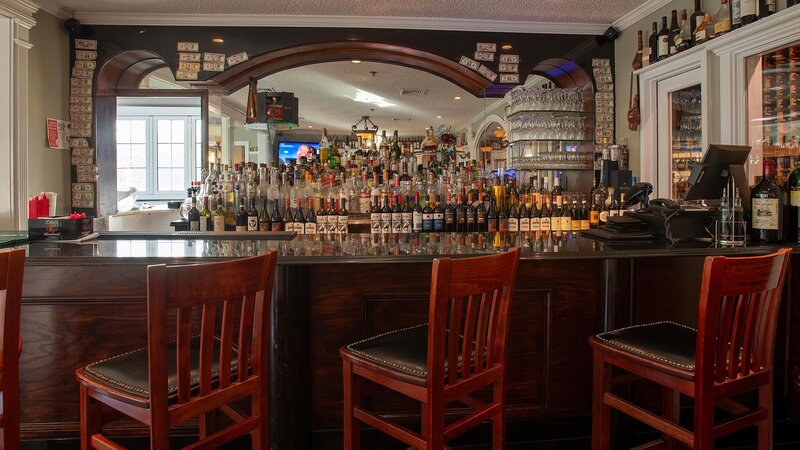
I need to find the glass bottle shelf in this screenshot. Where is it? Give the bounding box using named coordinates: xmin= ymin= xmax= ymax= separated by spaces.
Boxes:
xmin=509 ymin=139 xmax=594 ymax=144
xmin=512 ymin=164 xmax=594 ymax=171
xmin=506 ymin=109 xmax=593 ymax=119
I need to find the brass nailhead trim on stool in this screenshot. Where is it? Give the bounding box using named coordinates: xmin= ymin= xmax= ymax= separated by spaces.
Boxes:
xmin=595 ymin=321 xmax=697 ymax=371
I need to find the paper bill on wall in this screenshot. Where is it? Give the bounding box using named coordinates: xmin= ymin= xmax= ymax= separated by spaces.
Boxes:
xmin=74 ymin=60 xmax=96 ymax=70
xmin=474 ymin=51 xmax=494 ymax=62
xmin=499 ymin=54 xmax=519 ymax=64
xmin=75 ymin=39 xmax=98 ymax=50
xmin=476 ymin=43 xmax=497 ymax=52
xmin=499 ymin=73 xmax=520 ymax=83
xmin=177 ymin=42 xmax=199 ymax=52
xmin=178 ymin=52 xmax=201 ymax=62
xmin=175 ymin=70 xmax=198 ymax=80
xmin=226 ymin=52 xmax=249 ymax=66
xmin=75 ymin=50 xmax=97 ymax=60
xmin=477 ymin=64 xmax=498 ymax=82
xmin=203 ymin=61 xmax=225 ymax=72
xmin=204 ymin=52 xmax=225 ymax=63
xmin=499 ymin=63 xmax=518 ymax=73
xmin=459 ymin=56 xmax=480 ymax=70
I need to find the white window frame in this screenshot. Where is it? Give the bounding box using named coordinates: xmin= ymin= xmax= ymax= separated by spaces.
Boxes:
xmin=116 ymin=114 xmax=201 ymax=200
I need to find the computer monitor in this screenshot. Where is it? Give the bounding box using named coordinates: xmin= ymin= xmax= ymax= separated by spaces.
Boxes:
xmin=685 ymin=144 xmax=751 ymax=202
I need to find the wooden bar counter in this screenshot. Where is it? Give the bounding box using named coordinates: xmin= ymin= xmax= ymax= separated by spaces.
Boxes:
xmin=16 ymin=233 xmax=800 ymax=448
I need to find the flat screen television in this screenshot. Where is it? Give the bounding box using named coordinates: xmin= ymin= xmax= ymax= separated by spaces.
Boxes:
xmin=278 ymin=141 xmax=317 ymax=161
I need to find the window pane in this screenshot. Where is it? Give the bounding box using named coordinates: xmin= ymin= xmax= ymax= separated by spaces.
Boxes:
xmin=171 ymin=168 xmax=184 ymax=191
xmin=157 ymin=120 xmax=172 ymax=143
xmin=131 ymin=144 xmax=146 ymax=167
xmin=172 ymin=120 xmax=185 ymax=144
xmin=117 ymin=144 xmax=131 ymax=168
xmin=130 ymin=120 xmax=146 ymax=143
xmin=117 ymin=168 xmax=146 ymax=192
xmin=158 ymin=168 xmax=171 ymax=191
xmin=157 ymin=143 xmax=171 ymax=167
xmin=116 ymin=121 xmax=130 ymax=143
xmin=172 ymin=143 xmax=184 ymax=166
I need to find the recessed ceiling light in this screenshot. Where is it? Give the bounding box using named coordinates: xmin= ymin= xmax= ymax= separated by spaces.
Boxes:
xmin=501 ymin=44 xmax=512 ymax=50
xmin=496 ymin=126 xmax=502 ymax=129
xmin=351 ymin=60 xmax=362 ymax=64
xmin=454 ymin=96 xmax=462 ymax=100
xmin=211 ymin=37 xmax=224 ymax=43
xmin=436 ymin=115 xmax=442 ymax=119
xmin=307 ymin=125 xmax=313 ymax=128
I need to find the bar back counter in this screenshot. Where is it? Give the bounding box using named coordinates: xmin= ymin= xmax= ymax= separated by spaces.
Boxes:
xmin=17 ymin=233 xmax=800 ymax=448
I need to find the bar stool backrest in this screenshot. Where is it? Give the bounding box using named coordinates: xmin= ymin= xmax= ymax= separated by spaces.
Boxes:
xmin=695 ymin=248 xmax=791 ymax=385
xmin=0 ymin=249 xmax=24 ymax=384
xmin=146 ymin=252 xmax=278 ymax=411
xmin=427 ymin=248 xmax=521 ymax=388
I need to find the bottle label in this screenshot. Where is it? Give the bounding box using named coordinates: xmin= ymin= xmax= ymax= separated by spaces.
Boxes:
xmin=402 ymin=213 xmax=413 ymax=233
xmin=200 ymin=217 xmax=208 ymax=232
xmin=531 ymin=217 xmax=541 ymax=232
xmin=561 ymin=217 xmax=571 ymax=231
xmin=213 ymin=216 xmax=225 ymax=232
xmin=791 ymin=189 xmax=800 ymax=207
xmin=190 ymin=220 xmax=200 ymax=231
xmin=360 ymin=195 xmax=371 ymax=214
xmin=382 ymin=213 xmax=392 ymax=233
xmin=767 ymin=0 xmax=775 ymax=12
xmin=488 ymin=220 xmax=498 ymax=233
xmin=236 ymin=225 xmax=247 ymax=232
xmin=520 ymin=217 xmax=530 ymax=232
xmin=247 ymin=217 xmax=258 ymax=231
xmin=305 ymin=222 xmax=317 ymax=234
xmin=413 ymin=212 xmax=423 ymax=231
xmin=318 ymin=220 xmax=327 ymax=234
xmin=581 ymin=219 xmax=591 ymax=231
xmin=658 ymin=35 xmax=669 ymax=58
xmin=599 ymin=210 xmax=610 ymax=223
xmin=572 ymin=219 xmax=581 ymax=231
xmin=260 ymin=221 xmax=270 ymax=232
xmin=371 ymin=213 xmax=381 ymax=233
xmin=434 ymin=213 xmax=444 ymax=231
xmin=551 ymin=216 xmax=561 ymax=232
xmin=741 ymin=0 xmax=755 ymax=16
xmin=732 ymin=0 xmax=742 ymax=23
xmin=423 ymin=213 xmax=433 ymax=231
xmin=695 ymin=28 xmax=707 ymax=41
xmin=392 ymin=214 xmax=403 ymax=232
xmin=541 ymin=216 xmax=551 ymax=231
xmin=590 ymin=210 xmax=600 ymax=224
xmin=508 ymin=218 xmax=519 ymax=232
xmin=714 ymin=20 xmax=731 ymax=35
xmin=295 ymin=222 xmax=305 ymax=235
xmin=752 ymin=198 xmax=780 ymax=230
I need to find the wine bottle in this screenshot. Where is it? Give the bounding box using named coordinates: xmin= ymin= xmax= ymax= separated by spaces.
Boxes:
xmin=677 ymin=10 xmax=692 ymax=52
xmin=487 ymin=200 xmax=498 ymax=233
xmin=235 ymin=200 xmax=248 ymax=232
xmin=259 ymin=200 xmax=270 ymax=231
xmin=200 ymin=196 xmax=211 ymax=231
xmin=560 ymin=196 xmax=572 ymax=232
xmin=327 ymin=197 xmax=338 ymax=234
xmin=633 ymin=30 xmax=644 ymax=70
xmin=295 ymin=205 xmax=306 ymax=235
xmin=422 ymin=198 xmax=434 ymax=232
xmin=657 ymin=16 xmax=670 ymax=61
xmin=402 ymin=195 xmax=413 ymax=234
xmin=786 ymin=165 xmax=800 ymax=244
xmin=690 ymin=0 xmax=706 ymax=46
xmin=433 ymin=195 xmax=445 ymax=232
xmin=540 ymin=199 xmax=552 ymax=232
xmin=580 ymin=198 xmax=591 ymax=231
xmin=669 ymin=10 xmax=681 ymax=55
xmin=551 ymin=197 xmax=562 ymax=233
xmin=338 ymin=199 xmax=349 ymax=235
xmin=508 ymin=202 xmax=520 ymax=232
xmin=305 ymin=199 xmax=317 ymax=235
xmin=370 ymin=194 xmax=381 ymax=234
xmin=741 ymin=0 xmax=756 ymax=24
xmin=412 ymin=192 xmax=424 ymax=232
xmin=444 ymin=194 xmax=456 ymax=232
xmin=751 ymin=160 xmax=784 ymax=243
xmin=519 ymin=202 xmax=530 ymax=232
xmin=757 ymin=0 xmax=775 ymax=19
xmin=713 ymin=0 xmax=732 ymax=37
xmin=476 ymin=194 xmax=488 ymax=232
xmin=282 ymin=199 xmax=295 ymax=233
xmin=381 ymin=195 xmax=392 ymax=234
xmin=466 ymin=193 xmax=477 ymax=232
xmin=649 ymin=22 xmax=659 ymax=65
xmin=213 ymin=194 xmax=226 ymax=232
xmin=392 ymin=195 xmax=403 ymax=234
xmin=531 ymin=200 xmax=541 ymax=232
xmin=188 ymin=192 xmax=200 ymax=231
xmin=455 ymin=194 xmax=467 ymax=232
xmin=570 ymin=200 xmax=581 ymax=232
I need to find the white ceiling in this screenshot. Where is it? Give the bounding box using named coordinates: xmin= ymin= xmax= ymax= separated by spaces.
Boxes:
xmin=221 ymin=61 xmax=493 ymax=135
xmin=51 ymin=0 xmax=639 ymax=24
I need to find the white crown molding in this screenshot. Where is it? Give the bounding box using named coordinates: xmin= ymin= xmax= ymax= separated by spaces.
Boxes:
xmin=33 ymin=0 xmax=72 ymax=20
xmin=74 ymin=12 xmax=611 ymax=35
xmin=612 ymin=0 xmax=672 ymax=31
xmin=0 ymin=0 xmax=38 ymax=28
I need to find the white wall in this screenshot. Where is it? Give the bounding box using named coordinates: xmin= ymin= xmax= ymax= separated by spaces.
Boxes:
xmin=27 ymin=10 xmax=70 ymax=214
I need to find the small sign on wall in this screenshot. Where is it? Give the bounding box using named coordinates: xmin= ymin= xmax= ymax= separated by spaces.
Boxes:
xmin=46 ymin=118 xmax=69 ymax=150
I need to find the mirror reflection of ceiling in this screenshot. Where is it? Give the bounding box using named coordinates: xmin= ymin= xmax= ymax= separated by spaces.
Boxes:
xmin=59 ymin=0 xmax=634 ymax=23
xmin=227 ymin=61 xmax=489 ymax=135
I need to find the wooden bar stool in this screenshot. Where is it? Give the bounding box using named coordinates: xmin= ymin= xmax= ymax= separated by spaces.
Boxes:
xmin=76 ymin=252 xmax=278 ymax=449
xmin=589 ymin=248 xmax=791 ymax=450
xmin=340 ymin=248 xmax=521 ymax=450
xmin=0 ymin=249 xmax=25 ymax=450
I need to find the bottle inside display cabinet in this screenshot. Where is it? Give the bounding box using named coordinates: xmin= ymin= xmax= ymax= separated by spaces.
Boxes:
xmin=750 ymin=160 xmax=784 ymax=243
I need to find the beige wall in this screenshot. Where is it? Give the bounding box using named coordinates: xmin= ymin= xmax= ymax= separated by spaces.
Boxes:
xmin=27 ymin=10 xmax=70 ymax=214
xmin=615 ymin=0 xmax=792 ymax=178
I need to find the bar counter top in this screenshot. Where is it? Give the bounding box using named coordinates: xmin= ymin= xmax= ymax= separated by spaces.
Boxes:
xmin=20 ymin=232 xmax=794 ymax=265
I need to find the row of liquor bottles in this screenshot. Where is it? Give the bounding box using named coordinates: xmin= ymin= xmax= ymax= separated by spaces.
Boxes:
xmin=187 ymin=185 xmax=629 ymax=235
xmin=635 ymin=0 xmax=797 ymax=68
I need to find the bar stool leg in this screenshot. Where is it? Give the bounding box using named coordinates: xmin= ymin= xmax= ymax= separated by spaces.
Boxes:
xmin=80 ymin=385 xmax=102 ymax=450
xmin=693 ymin=392 xmax=714 ymax=450
xmin=422 ymin=398 xmax=444 ymax=450
xmin=662 ymin=387 xmax=680 ymax=450
xmin=3 ymin=389 xmax=20 ymax=450
xmin=492 ymin=379 xmax=505 ymax=450
xmin=342 ymin=360 xmax=361 ymax=450
xmin=757 ymin=383 xmax=773 ymax=450
xmin=591 ymin=348 xmax=611 ymax=450
xmin=251 ymin=393 xmax=268 ymax=449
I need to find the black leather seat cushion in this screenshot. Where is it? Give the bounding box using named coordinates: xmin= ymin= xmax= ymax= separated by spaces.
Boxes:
xmin=344 ymin=324 xmax=465 ymax=379
xmin=82 ymin=336 xmax=237 ymax=399
xmin=595 ymin=321 xmax=697 ymax=371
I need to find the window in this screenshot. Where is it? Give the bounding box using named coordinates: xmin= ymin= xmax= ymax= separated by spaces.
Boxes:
xmin=116 ymin=114 xmax=201 ymax=199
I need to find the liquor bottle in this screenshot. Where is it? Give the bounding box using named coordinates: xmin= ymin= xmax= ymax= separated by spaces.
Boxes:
xmin=657 ymin=16 xmax=670 ymax=61
xmin=570 ymin=200 xmax=581 ymax=232
xmin=677 ymin=10 xmax=692 ymax=52
xmin=633 ymin=30 xmax=644 ymax=70
xmin=413 ymin=192 xmax=424 ymax=232
xmin=531 ymin=200 xmax=541 ymax=232
xmin=444 ymin=194 xmax=456 ymax=232
xmin=200 ymin=196 xmax=211 ymax=231
xmin=380 ymin=195 xmax=392 ymax=234
xmin=551 ymin=173 xmax=564 ymax=206
xmin=580 ymin=198 xmax=591 ymax=231
xmin=259 ymin=200 xmax=270 ymax=231
xmin=391 ymin=130 xmax=402 ymax=161
xmin=540 ymin=198 xmax=552 ymax=232
xmin=789 ymin=165 xmax=800 ymax=242
xmin=649 ymin=22 xmax=659 ymax=65
xmin=433 ymin=195 xmax=445 ymax=232
xmin=402 ymin=195 xmax=413 ymax=234
xmin=599 ymin=200 xmax=610 ymax=225
xmin=757 ymin=0 xmax=775 ymax=19
xmin=391 ymin=195 xmax=403 ymax=234
xmin=466 ymin=193 xmax=477 ymax=232
xmin=713 ymin=0 xmax=732 ymax=37
xmin=247 ymin=198 xmax=259 ymax=231
xmin=551 ymin=197 xmax=562 ymax=234
xmin=295 ymin=205 xmax=306 ymax=235
xmin=455 ymin=194 xmax=468 ymax=232
xmin=305 ymin=199 xmax=317 ymax=235
xmin=731 ymin=0 xmax=742 ymax=28
xmin=751 ymin=160 xmax=784 ymax=242
xmin=609 ymin=194 xmax=620 ymax=218
xmin=487 ymin=200 xmax=498 ymax=233
xmin=235 ymin=200 xmax=248 ymax=232
xmin=318 ymin=200 xmax=329 ymax=234
xmin=188 ymin=192 xmax=200 ymax=231
xmin=741 ymin=0 xmax=756 ymax=24
xmin=560 ymin=196 xmax=572 ymax=232
xmin=422 ymin=198 xmax=434 ymax=232
xmin=213 ymin=194 xmax=226 ymax=232
xmin=327 ymin=198 xmax=339 ymax=234
xmin=519 ymin=202 xmax=530 ymax=232
xmin=476 ymin=194 xmax=488 ymax=231
xmin=690 ymin=0 xmax=706 ymax=46
xmin=370 ymin=194 xmax=381 ymax=233
xmin=338 ymin=199 xmax=349 ymax=234
xmin=270 ymin=201 xmax=284 ymax=232
xmin=508 ymin=201 xmax=520 ymax=232
xmin=669 ymin=10 xmax=680 ymax=55
xmin=282 ymin=199 xmax=295 ymax=233
xmin=619 ymin=193 xmax=627 ymax=216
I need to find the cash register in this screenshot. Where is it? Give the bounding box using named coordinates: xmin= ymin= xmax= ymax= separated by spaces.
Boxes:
xmin=626 ymin=144 xmax=751 ymax=243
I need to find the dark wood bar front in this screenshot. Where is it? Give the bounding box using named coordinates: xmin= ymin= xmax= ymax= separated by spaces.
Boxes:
xmin=16 ymin=233 xmax=800 ymax=448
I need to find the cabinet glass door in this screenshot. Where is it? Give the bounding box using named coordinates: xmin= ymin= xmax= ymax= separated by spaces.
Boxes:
xmin=745 ymin=40 xmax=800 ymax=186
xmin=656 ymin=67 xmax=705 ymax=200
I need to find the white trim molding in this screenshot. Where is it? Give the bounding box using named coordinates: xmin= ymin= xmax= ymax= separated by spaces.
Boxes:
xmin=612 ymin=0 xmax=671 ymax=31
xmin=74 ymin=12 xmax=611 ymax=35
xmin=32 ymin=0 xmax=72 ymax=20
xmin=0 ymin=0 xmax=37 ymax=28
